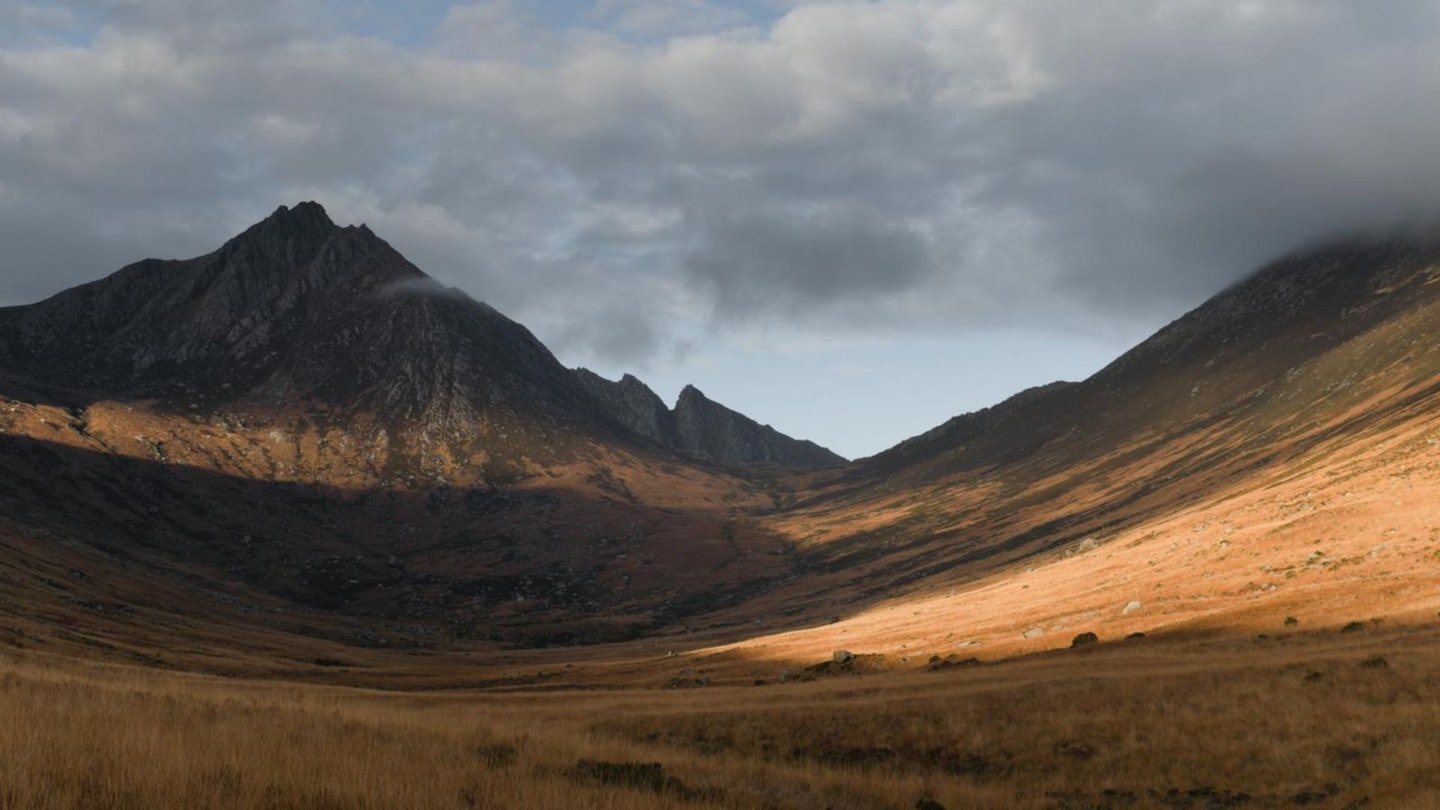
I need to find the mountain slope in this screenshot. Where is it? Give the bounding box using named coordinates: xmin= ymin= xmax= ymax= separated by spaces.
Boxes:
xmin=672 ymin=384 xmax=844 ymax=466
xmin=741 ymin=232 xmax=1440 ymax=645
xmin=0 ymin=203 xmax=598 ymax=434
xmin=572 ymin=369 xmax=677 ymax=446
xmin=866 ymin=235 xmax=1440 ymax=481
xmin=0 ymin=203 xmax=802 ymax=653
xmin=574 ymin=369 xmax=845 ymax=466
xmin=7 ymin=204 xmax=1440 ymax=667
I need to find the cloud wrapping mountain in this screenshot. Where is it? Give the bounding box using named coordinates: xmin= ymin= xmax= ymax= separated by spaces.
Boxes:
xmin=3 ymin=0 xmax=1440 ymax=369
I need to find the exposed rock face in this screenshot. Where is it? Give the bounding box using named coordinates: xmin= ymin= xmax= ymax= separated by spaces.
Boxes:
xmin=672 ymin=384 xmax=844 ymax=466
xmin=573 ymin=371 xmax=845 ymax=466
xmin=0 ymin=202 xmax=599 ymax=437
xmin=573 ymin=369 xmax=674 ymax=444
xmin=0 ymin=202 xmax=806 ymax=645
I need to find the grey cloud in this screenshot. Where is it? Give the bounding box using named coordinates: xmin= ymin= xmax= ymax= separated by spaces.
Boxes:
xmin=541 ymin=296 xmax=675 ymax=368
xmin=557 ymin=303 xmax=664 ymax=366
xmin=685 ymin=204 xmax=931 ymax=319
xmin=5 ymin=0 xmax=1440 ymax=366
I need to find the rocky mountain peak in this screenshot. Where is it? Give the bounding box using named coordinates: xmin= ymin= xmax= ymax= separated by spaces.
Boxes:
xmin=218 ymin=200 xmax=341 ymax=271
xmin=574 ymin=370 xmax=845 ymax=467
xmin=574 ymin=368 xmax=674 ymax=444
xmin=0 ymin=204 xmax=586 ymax=433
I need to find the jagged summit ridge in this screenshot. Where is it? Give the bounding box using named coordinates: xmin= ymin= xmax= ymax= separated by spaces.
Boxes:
xmin=573 ymin=369 xmax=845 ymax=466
xmin=573 ymin=368 xmax=672 ymax=442
xmin=0 ymin=202 xmax=590 ymax=431
xmin=0 ymin=200 xmax=844 ymax=472
xmin=673 ymin=384 xmax=845 ymax=466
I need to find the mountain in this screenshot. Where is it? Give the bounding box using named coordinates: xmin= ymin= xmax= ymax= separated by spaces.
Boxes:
xmin=0 ymin=203 xmax=803 ymax=652
xmin=6 ymin=204 xmax=1440 ymax=670
xmin=751 ymin=231 xmax=1440 ymax=636
xmin=0 ymin=203 xmax=597 ymax=442
xmin=573 ymin=370 xmax=672 ymax=444
xmin=573 ymin=369 xmax=845 ymax=466
xmin=861 ymin=233 xmax=1440 ymax=484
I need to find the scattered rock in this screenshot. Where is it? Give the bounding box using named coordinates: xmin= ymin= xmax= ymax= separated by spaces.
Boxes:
xmin=1341 ymin=621 xmax=1366 ymax=633
xmin=1126 ymin=632 xmax=1147 ymax=640
xmin=1070 ymin=632 xmax=1099 ymax=648
xmin=1023 ymin=627 xmax=1045 ymax=639
xmin=833 ymin=649 xmax=855 ymax=664
xmin=795 ymin=653 xmax=888 ymax=680
xmin=1122 ymin=600 xmax=1143 ymax=616
xmin=1284 ymin=616 xmax=1299 ymax=627
xmin=927 ymin=654 xmax=981 ymax=671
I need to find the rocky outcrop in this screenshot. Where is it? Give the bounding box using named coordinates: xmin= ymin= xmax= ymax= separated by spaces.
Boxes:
xmin=573 ymin=369 xmax=675 ymax=445
xmin=0 ymin=202 xmax=663 ymax=492
xmin=672 ymin=385 xmax=844 ymax=466
xmin=573 ymin=371 xmax=845 ymax=467
xmin=0 ymin=203 xmax=601 ymax=433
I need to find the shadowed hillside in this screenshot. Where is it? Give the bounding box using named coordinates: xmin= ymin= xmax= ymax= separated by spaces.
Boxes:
xmin=5 ymin=211 xmax=1440 ymax=669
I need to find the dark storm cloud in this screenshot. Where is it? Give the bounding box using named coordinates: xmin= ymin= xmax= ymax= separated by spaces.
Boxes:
xmin=3 ymin=1 xmax=1440 ymax=365
xmin=685 ymin=205 xmax=931 ymax=319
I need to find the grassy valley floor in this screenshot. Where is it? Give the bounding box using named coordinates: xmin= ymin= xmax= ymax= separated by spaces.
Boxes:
xmin=4 ymin=619 xmax=1440 ymax=810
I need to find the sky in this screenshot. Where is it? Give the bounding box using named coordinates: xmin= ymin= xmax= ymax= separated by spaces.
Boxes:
xmin=4 ymin=1 xmax=1440 ymax=459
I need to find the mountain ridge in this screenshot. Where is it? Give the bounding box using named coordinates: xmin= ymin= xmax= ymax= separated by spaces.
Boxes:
xmin=5 ymin=205 xmax=1440 ymax=664
xmin=0 ymin=202 xmax=826 ymax=647
xmin=573 ymin=368 xmax=845 ymax=466
xmin=0 ymin=202 xmax=587 ymax=427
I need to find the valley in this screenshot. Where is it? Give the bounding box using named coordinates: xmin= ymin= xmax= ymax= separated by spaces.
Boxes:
xmin=3 ymin=206 xmax=1440 ymax=808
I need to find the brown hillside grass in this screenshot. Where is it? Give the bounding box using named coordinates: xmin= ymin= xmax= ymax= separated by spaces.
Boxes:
xmin=5 ymin=621 xmax=1440 ymax=810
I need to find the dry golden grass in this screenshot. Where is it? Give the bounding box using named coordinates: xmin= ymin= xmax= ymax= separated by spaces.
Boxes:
xmin=5 ymin=621 xmax=1440 ymax=810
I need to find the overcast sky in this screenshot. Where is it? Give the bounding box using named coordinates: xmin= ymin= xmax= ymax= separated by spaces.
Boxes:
xmin=4 ymin=1 xmax=1440 ymax=458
